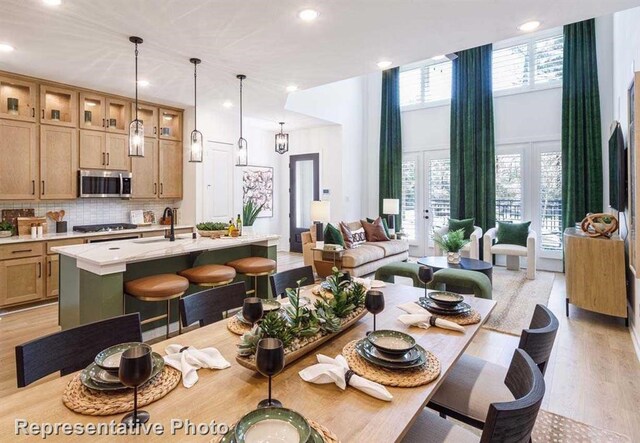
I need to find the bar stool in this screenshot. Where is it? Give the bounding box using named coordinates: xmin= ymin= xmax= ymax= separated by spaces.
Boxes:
xmin=226 ymin=257 xmax=276 ymax=298
xmin=124 ymin=274 xmax=189 ymax=339
xmin=178 ymin=264 xmax=236 ymax=287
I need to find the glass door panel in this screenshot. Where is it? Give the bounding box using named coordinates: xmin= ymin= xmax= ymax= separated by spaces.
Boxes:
xmin=40 ymin=85 xmax=77 ymax=127
xmin=79 ymin=92 xmax=106 ymax=130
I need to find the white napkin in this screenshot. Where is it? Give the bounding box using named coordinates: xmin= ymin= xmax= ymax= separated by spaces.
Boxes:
xmin=397 ymin=302 xmax=465 ymax=332
xmin=163 ymin=344 xmax=230 ymax=388
xmin=299 ymin=354 xmax=393 ymax=401
xmin=352 ymin=277 xmax=372 ymax=290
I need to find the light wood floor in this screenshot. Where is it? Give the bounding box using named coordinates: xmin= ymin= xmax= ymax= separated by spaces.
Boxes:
xmin=1 ymin=251 xmax=639 ymax=440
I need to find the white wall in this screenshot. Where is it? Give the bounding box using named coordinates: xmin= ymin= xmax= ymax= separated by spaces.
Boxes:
xmin=612 ymin=6 xmax=640 ymax=352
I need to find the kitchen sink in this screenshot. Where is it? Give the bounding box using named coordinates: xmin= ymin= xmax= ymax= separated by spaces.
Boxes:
xmin=132 ymin=235 xmax=192 ymax=244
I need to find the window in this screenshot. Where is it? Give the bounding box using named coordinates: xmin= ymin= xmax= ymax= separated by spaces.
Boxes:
xmin=428 ymin=159 xmax=450 ymax=237
xmin=492 ymin=43 xmax=530 ymax=91
xmin=539 ymin=152 xmax=562 ymax=250
xmin=399 ymin=61 xmax=452 ymax=106
xmin=534 ymin=35 xmax=564 ymax=85
xmin=401 ymin=159 xmax=417 ymax=240
xmin=495 ymin=154 xmax=522 ymax=222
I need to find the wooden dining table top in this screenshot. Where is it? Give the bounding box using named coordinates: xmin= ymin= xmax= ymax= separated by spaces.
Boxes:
xmin=0 ymin=283 xmax=495 ymax=442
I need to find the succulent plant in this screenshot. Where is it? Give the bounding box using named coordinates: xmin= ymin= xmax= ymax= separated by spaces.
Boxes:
xmin=237 ymin=325 xmax=263 ymax=356
xmin=260 ymin=312 xmax=293 ymax=348
xmin=284 ymin=278 xmax=320 ymax=337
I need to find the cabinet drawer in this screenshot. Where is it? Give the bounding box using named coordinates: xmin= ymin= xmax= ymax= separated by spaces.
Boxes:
xmin=0 ymin=242 xmax=44 ymax=260
xmin=46 ymin=238 xmax=85 ymax=254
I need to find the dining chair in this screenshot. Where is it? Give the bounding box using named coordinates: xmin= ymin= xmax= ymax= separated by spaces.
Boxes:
xmin=402 ymin=349 xmax=545 ymax=443
xmin=269 ymin=265 xmax=315 ymax=298
xmin=15 ymin=313 xmax=142 ymax=388
xmin=180 ymin=282 xmax=246 ymax=328
xmin=427 ymin=304 xmax=558 ymax=428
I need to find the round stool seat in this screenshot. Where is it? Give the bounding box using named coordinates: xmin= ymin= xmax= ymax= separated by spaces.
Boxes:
xmin=179 ymin=264 xmax=236 ymax=284
xmin=125 ymin=274 xmax=189 ymax=300
xmin=226 ymin=257 xmax=276 ymax=274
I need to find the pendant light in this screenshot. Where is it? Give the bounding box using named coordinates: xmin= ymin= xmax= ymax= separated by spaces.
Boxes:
xmin=128 ymin=36 xmax=144 ymax=157
xmin=188 ymin=58 xmax=203 ymax=162
xmin=235 ymin=74 xmax=248 ymax=166
xmin=275 ymin=121 xmax=289 ymax=155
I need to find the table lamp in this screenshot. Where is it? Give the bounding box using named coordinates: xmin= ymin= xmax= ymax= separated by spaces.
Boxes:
xmin=310 ymin=201 xmax=331 ymax=248
xmin=383 ymin=198 xmax=400 ymax=236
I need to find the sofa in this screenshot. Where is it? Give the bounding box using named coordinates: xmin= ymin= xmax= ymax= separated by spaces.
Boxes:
xmin=302 ymin=220 xmax=409 ymax=277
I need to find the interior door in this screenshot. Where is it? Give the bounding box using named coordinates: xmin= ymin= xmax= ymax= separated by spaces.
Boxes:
xmin=289 ymin=153 xmax=319 ymax=253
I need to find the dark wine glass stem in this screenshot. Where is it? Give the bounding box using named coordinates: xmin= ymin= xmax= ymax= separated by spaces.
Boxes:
xmin=373 ymin=314 xmax=376 ymax=332
xmin=268 ymin=375 xmax=272 ymax=405
xmin=133 ymin=386 xmax=138 ymax=424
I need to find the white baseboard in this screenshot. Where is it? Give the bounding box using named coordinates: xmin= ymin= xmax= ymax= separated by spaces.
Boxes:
xmin=631 ymin=322 xmax=640 ymax=362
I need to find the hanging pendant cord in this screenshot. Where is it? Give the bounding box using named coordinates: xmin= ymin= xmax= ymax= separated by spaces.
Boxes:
xmin=194 ymin=62 xmax=197 ymax=131
xmin=239 ymin=77 xmax=243 ymax=138
xmin=134 ymin=43 xmax=139 ymax=122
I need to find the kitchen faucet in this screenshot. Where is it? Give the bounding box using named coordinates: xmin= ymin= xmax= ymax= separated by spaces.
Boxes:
xmin=163 ymin=207 xmax=175 ymax=242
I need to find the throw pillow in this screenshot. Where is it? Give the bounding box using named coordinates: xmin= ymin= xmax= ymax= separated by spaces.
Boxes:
xmin=361 ymin=217 xmax=390 ymax=242
xmin=323 ymin=223 xmax=345 ymax=247
xmin=449 ymin=218 xmax=475 ymax=239
xmin=496 ymin=221 xmax=531 ymax=247
xmin=366 ymin=217 xmax=391 ymax=238
xmin=340 ymin=222 xmax=367 ymax=248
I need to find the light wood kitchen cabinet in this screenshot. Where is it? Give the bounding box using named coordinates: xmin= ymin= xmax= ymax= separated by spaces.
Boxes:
xmin=131 ymin=138 xmax=158 ymax=198
xmin=0 ymin=256 xmax=44 ymax=306
xmin=40 ymin=126 xmax=77 ymax=199
xmin=132 ymin=103 xmax=158 ymax=138
xmin=0 ymin=76 xmax=37 ymax=122
xmin=40 ymin=84 xmax=77 ymax=127
xmin=105 ymin=133 xmax=129 ymax=171
xmin=159 ymin=108 xmax=182 ymax=141
xmin=79 ymin=130 xmax=106 ymax=169
xmin=79 ymin=92 xmax=106 ymax=131
xmin=46 ymin=255 xmax=59 ymax=298
xmin=159 ymin=140 xmax=183 ymax=199
xmin=0 ymin=119 xmax=37 ymax=199
xmin=106 ymin=98 xmax=130 ymax=134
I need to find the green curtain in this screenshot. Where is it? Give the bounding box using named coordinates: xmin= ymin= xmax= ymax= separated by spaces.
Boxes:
xmin=450 ymin=44 xmax=496 ymax=233
xmin=379 ymin=67 xmax=403 ymax=229
xmin=562 ymin=19 xmax=602 ymax=231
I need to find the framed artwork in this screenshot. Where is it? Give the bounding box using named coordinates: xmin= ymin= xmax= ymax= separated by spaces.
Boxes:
xmin=243 ymin=165 xmax=274 ymax=218
xmin=630 ymin=76 xmax=637 ymax=274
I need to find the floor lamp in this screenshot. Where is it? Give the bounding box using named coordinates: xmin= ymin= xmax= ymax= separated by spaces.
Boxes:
xmin=383 ymin=199 xmax=400 ymax=236
xmin=311 ymin=201 xmax=331 ymax=248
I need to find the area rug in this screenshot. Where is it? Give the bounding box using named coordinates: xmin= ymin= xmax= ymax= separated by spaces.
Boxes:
xmin=482 ymin=268 xmax=555 ymax=335
xmin=532 ymin=410 xmax=631 ymax=442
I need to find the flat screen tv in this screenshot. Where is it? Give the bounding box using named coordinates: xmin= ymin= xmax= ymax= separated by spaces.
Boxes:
xmin=609 ymin=122 xmax=627 ymax=211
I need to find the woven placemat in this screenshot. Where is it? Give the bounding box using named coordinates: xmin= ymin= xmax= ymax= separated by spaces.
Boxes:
xmin=431 ymin=309 xmax=481 ymax=325
xmin=342 ymin=340 xmax=440 ymax=387
xmin=211 ymin=418 xmax=340 ymax=443
xmin=62 ymin=366 xmax=181 ymax=416
xmin=227 ymin=316 xmax=251 ymax=335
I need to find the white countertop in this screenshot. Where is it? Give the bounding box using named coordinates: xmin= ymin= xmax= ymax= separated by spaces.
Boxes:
xmin=0 ymin=225 xmax=194 ymax=245
xmin=52 ymin=233 xmax=280 ymax=275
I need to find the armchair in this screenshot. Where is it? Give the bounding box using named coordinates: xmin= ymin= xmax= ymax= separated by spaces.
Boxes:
xmin=483 ymin=227 xmax=536 ymax=280
xmin=433 ymin=225 xmax=482 ymax=260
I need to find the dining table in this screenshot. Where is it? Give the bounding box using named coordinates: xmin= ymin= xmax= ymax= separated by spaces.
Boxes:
xmin=0 ymin=283 xmax=495 ymax=442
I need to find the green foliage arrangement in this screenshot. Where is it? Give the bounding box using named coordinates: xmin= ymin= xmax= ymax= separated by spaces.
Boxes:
xmin=242 ymin=200 xmax=265 ymax=227
xmin=433 ymin=228 xmax=470 ymax=253
xmin=0 ymin=221 xmax=14 ymax=232
xmin=196 ymin=221 xmax=229 ymax=231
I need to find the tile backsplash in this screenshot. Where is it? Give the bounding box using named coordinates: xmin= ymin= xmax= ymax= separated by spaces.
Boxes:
xmin=0 ymin=199 xmax=180 ymax=232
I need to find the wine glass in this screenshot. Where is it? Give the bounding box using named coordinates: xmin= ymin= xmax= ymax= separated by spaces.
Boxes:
xmin=243 ymin=297 xmax=264 ymax=327
xmin=119 ymin=344 xmax=153 ymax=427
xmin=418 ymin=265 xmax=434 ymax=299
xmin=365 ymin=290 xmax=385 ymax=334
xmin=256 ymin=338 xmax=285 ymax=408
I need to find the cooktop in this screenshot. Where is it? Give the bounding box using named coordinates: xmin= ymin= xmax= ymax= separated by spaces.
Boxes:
xmin=73 ymin=223 xmax=138 ymax=233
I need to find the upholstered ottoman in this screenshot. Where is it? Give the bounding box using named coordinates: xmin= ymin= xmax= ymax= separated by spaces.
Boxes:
xmin=375 ymin=262 xmax=424 ymax=287
xmin=427 ymin=268 xmax=492 ymax=299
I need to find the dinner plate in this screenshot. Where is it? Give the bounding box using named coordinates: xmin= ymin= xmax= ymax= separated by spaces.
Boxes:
xmin=220 ymin=426 xmax=323 ymax=443
xmin=81 ymin=352 xmax=164 ymax=391
xmin=370 ymin=280 xmax=386 ymax=288
xmin=366 ymin=330 xmax=416 ymax=355
xmin=235 ymin=407 xmax=311 ymax=443
xmin=94 ymin=342 xmax=143 ymax=371
xmin=89 ymin=367 xmax=120 ymax=384
xmin=355 ymin=340 xmax=427 ymax=369
xmin=361 ymin=340 xmax=421 ymax=364
xmin=427 ymin=291 xmax=465 ymax=308
xmin=418 ymin=298 xmax=472 ymax=316
xmin=261 ymin=299 xmax=281 ymax=313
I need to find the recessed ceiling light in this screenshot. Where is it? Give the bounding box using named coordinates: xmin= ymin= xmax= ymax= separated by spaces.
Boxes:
xmin=0 ymin=43 xmax=14 ymax=53
xmin=431 ymin=55 xmax=446 ymax=61
xmin=223 ymin=100 xmax=233 ymax=108
xmin=137 ymin=80 xmax=150 ymax=87
xmin=43 ymin=0 xmax=62 ymax=6
xmin=518 ymin=20 xmax=541 ymax=32
xmin=286 ymin=85 xmax=299 ymax=92
xmin=377 ymin=60 xmax=392 ymax=69
xmin=298 ymin=9 xmax=319 ymax=21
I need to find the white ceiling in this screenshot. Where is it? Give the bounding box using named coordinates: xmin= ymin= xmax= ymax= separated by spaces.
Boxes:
xmin=1 ymin=0 xmax=639 ymax=129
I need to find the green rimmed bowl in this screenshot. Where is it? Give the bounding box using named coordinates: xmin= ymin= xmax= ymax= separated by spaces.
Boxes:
xmin=366 ymin=330 xmax=416 ymax=355
xmin=220 ymin=426 xmax=323 ymax=443
xmin=356 ymin=339 xmax=427 ymax=370
xmin=427 ymin=291 xmax=465 ymax=308
xmin=94 ymin=342 xmax=144 ymax=372
xmin=235 ymin=407 xmax=311 ymax=443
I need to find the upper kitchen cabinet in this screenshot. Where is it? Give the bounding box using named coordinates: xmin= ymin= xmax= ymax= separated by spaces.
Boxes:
xmin=131 ymin=139 xmax=158 ymax=199
xmin=105 ymin=133 xmax=129 ymax=171
xmin=132 ymin=103 xmax=158 ymax=138
xmin=106 ymin=98 xmax=130 ymax=134
xmin=0 ymin=76 xmax=37 ymax=122
xmin=159 ymin=140 xmax=183 ymax=199
xmin=0 ymin=120 xmax=37 ymax=200
xmin=40 ymin=85 xmax=77 ymax=127
xmin=79 ymin=92 xmax=106 ymax=131
xmin=40 ymin=126 xmax=77 ymax=199
xmin=159 ymin=108 xmax=182 ymax=141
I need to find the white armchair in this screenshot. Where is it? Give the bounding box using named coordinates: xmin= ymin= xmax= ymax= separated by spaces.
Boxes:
xmin=434 ymin=225 xmax=483 ymax=260
xmin=483 ymin=227 xmax=536 ymax=280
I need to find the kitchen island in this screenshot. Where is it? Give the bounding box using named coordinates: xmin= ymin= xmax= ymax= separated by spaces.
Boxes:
xmin=53 ymin=234 xmax=279 ymax=330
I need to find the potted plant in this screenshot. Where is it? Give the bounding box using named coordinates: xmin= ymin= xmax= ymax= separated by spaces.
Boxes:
xmin=196 ymin=221 xmax=229 ymax=238
xmin=0 ymin=220 xmax=14 ymax=238
xmin=242 ymin=200 xmax=265 ymax=235
xmin=433 ymin=228 xmax=470 ymax=264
